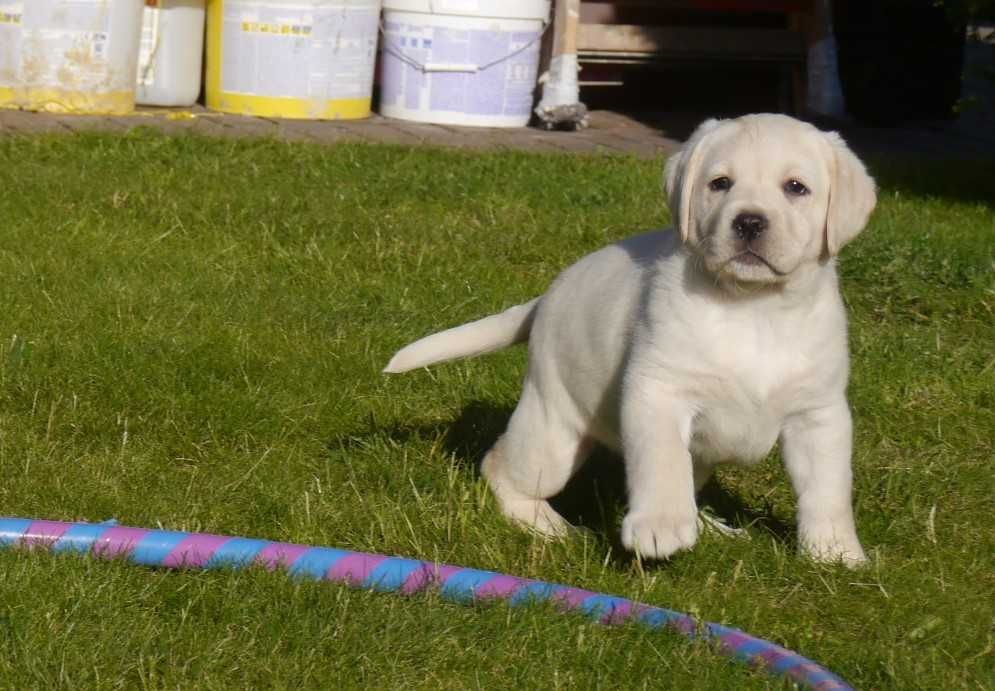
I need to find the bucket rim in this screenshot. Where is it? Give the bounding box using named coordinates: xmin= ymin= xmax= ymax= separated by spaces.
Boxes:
xmin=382 ymin=0 xmax=550 ymax=22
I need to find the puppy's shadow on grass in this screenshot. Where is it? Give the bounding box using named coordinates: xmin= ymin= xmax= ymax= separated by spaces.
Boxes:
xmin=336 ymin=402 xmax=793 ymax=563
xmin=438 ymin=400 xmax=793 ymax=563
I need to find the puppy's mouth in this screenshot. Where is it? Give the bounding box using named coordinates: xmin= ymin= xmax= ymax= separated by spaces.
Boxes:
xmin=728 ymin=250 xmax=787 ymax=276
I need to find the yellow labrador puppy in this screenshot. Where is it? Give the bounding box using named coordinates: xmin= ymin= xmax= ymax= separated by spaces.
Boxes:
xmin=386 ymin=113 xmax=875 ymax=567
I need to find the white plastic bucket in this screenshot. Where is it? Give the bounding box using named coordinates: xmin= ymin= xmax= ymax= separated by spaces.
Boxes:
xmin=379 ymin=0 xmax=550 ymax=128
xmin=0 ymin=0 xmax=144 ymax=114
xmin=205 ymin=0 xmax=381 ymax=120
xmin=136 ymin=0 xmax=205 ymax=107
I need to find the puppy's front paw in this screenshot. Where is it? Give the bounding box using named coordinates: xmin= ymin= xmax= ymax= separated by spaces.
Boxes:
xmin=800 ymin=525 xmax=867 ymax=568
xmin=621 ymin=510 xmax=699 ymax=560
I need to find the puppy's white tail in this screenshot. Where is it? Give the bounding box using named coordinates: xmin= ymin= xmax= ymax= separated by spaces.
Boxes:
xmin=383 ymin=298 xmax=540 ymax=374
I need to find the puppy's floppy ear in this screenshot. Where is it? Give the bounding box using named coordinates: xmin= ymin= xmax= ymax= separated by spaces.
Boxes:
xmin=664 ymin=118 xmax=723 ymax=243
xmin=824 ymin=131 xmax=877 ymax=255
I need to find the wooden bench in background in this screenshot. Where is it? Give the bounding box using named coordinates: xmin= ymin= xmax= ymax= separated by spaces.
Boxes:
xmin=549 ymin=0 xmax=814 ymax=114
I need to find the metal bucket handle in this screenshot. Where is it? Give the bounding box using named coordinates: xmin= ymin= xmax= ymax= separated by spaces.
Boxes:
xmin=379 ymin=10 xmax=550 ymax=74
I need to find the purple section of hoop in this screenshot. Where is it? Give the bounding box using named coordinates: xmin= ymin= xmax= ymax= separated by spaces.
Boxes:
xmin=92 ymin=527 xmax=151 ymax=558
xmin=600 ymin=600 xmax=634 ymax=624
xmin=756 ymin=643 xmax=794 ymax=667
xmin=794 ymin=663 xmax=849 ymax=689
xmin=398 ymin=563 xmax=520 ymax=595
xmin=552 ymin=587 xmax=598 ymax=609
xmin=22 ymin=520 xmax=71 ymax=547
xmin=671 ymin=614 xmax=697 ymax=634
xmin=325 ymin=553 xmax=389 ymax=585
xmin=717 ymin=629 xmax=753 ymax=651
xmin=163 ymin=534 xmax=233 ymax=568
xmin=400 ymin=562 xmax=438 ymax=594
xmin=474 ymin=574 xmax=527 ymax=599
xmin=254 ymin=542 xmax=310 ymax=569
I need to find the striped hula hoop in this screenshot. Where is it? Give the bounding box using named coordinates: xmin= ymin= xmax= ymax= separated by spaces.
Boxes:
xmin=0 ymin=517 xmax=851 ymax=690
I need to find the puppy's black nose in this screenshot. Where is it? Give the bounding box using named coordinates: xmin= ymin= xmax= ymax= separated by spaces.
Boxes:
xmin=732 ymin=213 xmax=768 ymax=242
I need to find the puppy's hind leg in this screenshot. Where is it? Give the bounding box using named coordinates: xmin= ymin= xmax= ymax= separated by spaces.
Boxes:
xmin=481 ymin=388 xmax=593 ymax=537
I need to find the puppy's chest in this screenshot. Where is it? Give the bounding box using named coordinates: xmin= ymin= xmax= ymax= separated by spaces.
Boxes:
xmin=690 ymin=405 xmax=781 ymax=464
xmin=676 ymin=336 xmax=818 ymax=464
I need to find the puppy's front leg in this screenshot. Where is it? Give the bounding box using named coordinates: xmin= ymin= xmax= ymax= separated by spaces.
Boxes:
xmin=620 ymin=389 xmax=698 ymax=559
xmin=781 ymin=401 xmax=867 ymax=567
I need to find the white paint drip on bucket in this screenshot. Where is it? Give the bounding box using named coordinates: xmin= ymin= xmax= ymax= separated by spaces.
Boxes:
xmin=379 ymin=0 xmax=551 ymax=128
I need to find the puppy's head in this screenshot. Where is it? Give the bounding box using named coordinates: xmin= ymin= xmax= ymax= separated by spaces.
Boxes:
xmin=664 ymin=114 xmax=876 ymax=286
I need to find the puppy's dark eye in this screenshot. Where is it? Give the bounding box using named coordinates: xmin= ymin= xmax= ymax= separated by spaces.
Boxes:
xmin=784 ymin=179 xmax=809 ymax=196
xmin=708 ymin=176 xmax=732 ymax=192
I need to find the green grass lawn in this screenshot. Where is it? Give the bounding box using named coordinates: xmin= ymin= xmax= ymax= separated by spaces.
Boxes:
xmin=0 ymin=130 xmax=991 ymax=689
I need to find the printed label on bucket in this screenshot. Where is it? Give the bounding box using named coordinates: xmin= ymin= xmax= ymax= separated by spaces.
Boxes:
xmin=220 ymin=1 xmax=378 ymax=101
xmin=0 ymin=0 xmax=112 ymax=89
xmin=0 ymin=2 xmax=24 ymax=87
xmin=381 ymin=20 xmax=540 ymax=119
